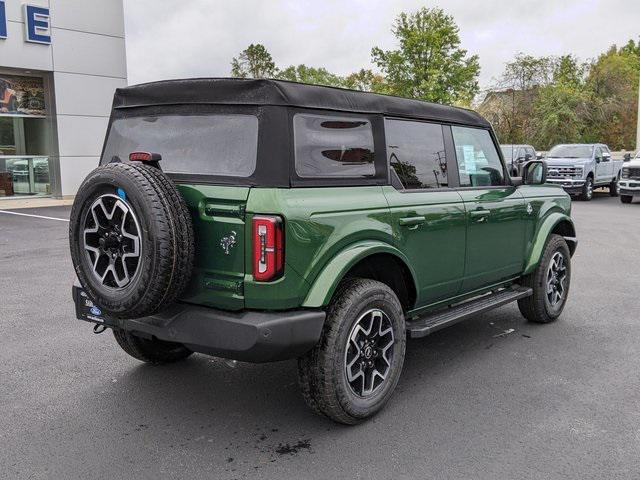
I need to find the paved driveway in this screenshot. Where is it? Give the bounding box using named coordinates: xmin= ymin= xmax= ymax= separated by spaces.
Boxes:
xmin=1 ymin=193 xmax=639 ymax=479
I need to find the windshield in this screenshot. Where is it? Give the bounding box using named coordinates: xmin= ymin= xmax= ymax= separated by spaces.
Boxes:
xmin=101 ymin=114 xmax=259 ymax=177
xmin=501 ymin=146 xmax=517 ymax=160
xmin=548 ymin=145 xmax=593 ymax=159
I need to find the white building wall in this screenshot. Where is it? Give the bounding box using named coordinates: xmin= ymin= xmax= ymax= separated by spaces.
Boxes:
xmin=0 ymin=0 xmax=127 ymax=197
xmin=49 ymin=0 xmax=127 ymax=197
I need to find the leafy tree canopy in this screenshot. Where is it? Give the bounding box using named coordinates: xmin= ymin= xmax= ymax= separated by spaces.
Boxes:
xmin=371 ymin=7 xmax=480 ymax=106
xmin=231 ymin=43 xmax=277 ymax=79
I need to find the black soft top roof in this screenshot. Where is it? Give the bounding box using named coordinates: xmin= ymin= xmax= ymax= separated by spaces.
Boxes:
xmin=113 ymin=78 xmax=490 ymax=128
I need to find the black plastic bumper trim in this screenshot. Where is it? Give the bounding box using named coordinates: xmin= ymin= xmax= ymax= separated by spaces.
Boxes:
xmin=73 ymin=285 xmax=325 ymax=363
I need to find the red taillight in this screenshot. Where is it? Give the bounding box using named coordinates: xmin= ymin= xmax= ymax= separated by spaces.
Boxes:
xmin=129 ymin=151 xmax=162 ymax=162
xmin=252 ymin=215 xmax=284 ymax=282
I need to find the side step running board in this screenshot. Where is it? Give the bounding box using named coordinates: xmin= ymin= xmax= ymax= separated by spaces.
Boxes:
xmin=406 ymin=286 xmax=532 ymax=338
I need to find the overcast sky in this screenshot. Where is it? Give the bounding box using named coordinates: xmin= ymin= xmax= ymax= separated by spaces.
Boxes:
xmin=123 ymin=0 xmax=639 ymax=89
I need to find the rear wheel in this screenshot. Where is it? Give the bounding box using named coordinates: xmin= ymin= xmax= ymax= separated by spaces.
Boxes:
xmin=621 ymin=195 xmax=633 ymax=204
xmin=113 ymin=329 xmax=192 ymax=364
xmin=580 ymin=177 xmax=593 ymax=201
xmin=518 ymin=234 xmax=571 ymax=323
xmin=297 ymin=278 xmax=406 ymax=424
xmin=609 ymin=176 xmax=620 ymax=197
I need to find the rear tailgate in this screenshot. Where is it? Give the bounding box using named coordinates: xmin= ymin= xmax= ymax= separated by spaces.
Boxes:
xmin=177 ymin=184 xmax=249 ymax=310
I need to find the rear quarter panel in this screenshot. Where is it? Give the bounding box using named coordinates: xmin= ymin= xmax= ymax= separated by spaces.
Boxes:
xmin=244 ymin=186 xmax=393 ymax=309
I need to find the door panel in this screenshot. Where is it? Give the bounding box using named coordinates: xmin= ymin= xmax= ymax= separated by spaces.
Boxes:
xmin=383 ymin=186 xmax=466 ymax=306
xmin=457 ymin=188 xmax=526 ymax=291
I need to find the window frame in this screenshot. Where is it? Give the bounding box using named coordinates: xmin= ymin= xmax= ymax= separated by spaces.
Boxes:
xmin=382 ymin=117 xmax=460 ymax=193
xmin=448 ymin=124 xmax=511 ymax=190
xmin=288 ymin=108 xmax=388 ymax=188
xmin=102 ymin=104 xmax=291 ymax=187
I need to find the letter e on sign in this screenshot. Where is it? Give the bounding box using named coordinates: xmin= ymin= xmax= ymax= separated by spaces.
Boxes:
xmin=24 ymin=4 xmax=51 ymax=44
xmin=0 ymin=0 xmax=7 ymax=39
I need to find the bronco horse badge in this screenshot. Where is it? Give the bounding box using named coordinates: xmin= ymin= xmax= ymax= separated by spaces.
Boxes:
xmin=220 ymin=231 xmax=237 ymax=255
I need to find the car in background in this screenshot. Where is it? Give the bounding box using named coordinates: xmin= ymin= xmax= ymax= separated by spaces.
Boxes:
xmin=500 ymin=144 xmax=537 ymax=176
xmin=619 ymin=151 xmax=640 ymax=204
xmin=545 ymin=143 xmax=623 ymax=201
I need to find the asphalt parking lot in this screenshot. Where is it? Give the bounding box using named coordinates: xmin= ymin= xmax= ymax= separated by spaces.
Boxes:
xmin=1 ymin=192 xmax=639 ymax=480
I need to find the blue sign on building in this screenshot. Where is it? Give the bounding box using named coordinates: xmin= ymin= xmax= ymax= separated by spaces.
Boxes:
xmin=0 ymin=1 xmax=7 ymax=39
xmin=0 ymin=2 xmax=51 ymax=44
xmin=24 ymin=4 xmax=51 ymax=44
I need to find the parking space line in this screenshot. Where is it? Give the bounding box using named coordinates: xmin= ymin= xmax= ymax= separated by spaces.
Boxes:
xmin=0 ymin=210 xmax=70 ymax=222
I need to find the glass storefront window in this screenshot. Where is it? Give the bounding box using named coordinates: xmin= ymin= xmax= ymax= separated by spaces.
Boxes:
xmin=0 ymin=74 xmax=51 ymax=197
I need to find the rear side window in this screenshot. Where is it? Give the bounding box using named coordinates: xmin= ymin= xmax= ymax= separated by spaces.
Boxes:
xmin=293 ymin=113 xmax=375 ymax=177
xmin=385 ymin=119 xmax=448 ymax=189
xmin=452 ymin=126 xmax=505 ymax=187
xmin=102 ymin=114 xmax=258 ymax=177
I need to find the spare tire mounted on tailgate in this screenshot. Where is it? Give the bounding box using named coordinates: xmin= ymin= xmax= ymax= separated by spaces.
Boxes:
xmin=69 ymin=161 xmax=194 ymax=319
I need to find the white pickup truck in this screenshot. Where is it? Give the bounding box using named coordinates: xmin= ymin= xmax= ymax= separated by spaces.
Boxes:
xmin=620 ymin=151 xmax=640 ymax=204
xmin=545 ymin=143 xmax=623 ymax=201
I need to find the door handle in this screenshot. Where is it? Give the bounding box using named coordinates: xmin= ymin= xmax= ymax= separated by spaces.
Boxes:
xmin=469 ymin=209 xmax=490 ymax=222
xmin=399 ymin=216 xmax=426 ymax=227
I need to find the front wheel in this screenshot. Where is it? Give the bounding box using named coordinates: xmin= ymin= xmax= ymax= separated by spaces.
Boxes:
xmin=518 ymin=234 xmax=571 ymax=323
xmin=609 ymin=176 xmax=620 ymax=197
xmin=580 ymin=177 xmax=593 ymax=201
xmin=621 ymin=195 xmax=633 ymax=204
xmin=297 ymin=278 xmax=406 ymax=424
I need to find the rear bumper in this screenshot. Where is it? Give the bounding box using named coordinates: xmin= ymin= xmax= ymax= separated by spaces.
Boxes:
xmin=73 ymin=285 xmax=325 ymax=363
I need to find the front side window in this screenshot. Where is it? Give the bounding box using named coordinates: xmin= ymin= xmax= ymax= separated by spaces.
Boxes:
xmin=294 ymin=113 xmax=375 ymax=178
xmin=102 ymin=114 xmax=258 ymax=177
xmin=452 ymin=126 xmax=505 ymax=187
xmin=385 ymin=119 xmax=448 ymax=189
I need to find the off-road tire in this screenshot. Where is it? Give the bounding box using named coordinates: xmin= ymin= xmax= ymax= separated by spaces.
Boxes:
xmin=297 ymin=278 xmax=406 ymax=425
xmin=620 ymin=195 xmax=633 ymax=204
xmin=580 ymin=177 xmax=593 ymax=201
xmin=609 ymin=176 xmax=620 ymax=197
xmin=69 ymin=162 xmax=194 ymax=319
xmin=113 ymin=329 xmax=193 ymax=364
xmin=518 ymin=234 xmax=571 ymax=323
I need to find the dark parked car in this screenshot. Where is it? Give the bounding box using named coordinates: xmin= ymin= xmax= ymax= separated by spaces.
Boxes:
xmin=500 ymin=144 xmax=537 ymax=176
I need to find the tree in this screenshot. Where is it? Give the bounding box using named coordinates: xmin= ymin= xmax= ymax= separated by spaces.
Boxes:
xmin=343 ymin=69 xmax=386 ymax=92
xmin=533 ymin=84 xmax=589 ymax=149
xmin=371 ymin=7 xmax=480 ymax=106
xmin=276 ymin=64 xmax=345 ymax=87
xmin=585 ymin=41 xmax=640 ymax=149
xmin=231 ymin=44 xmax=277 ymax=79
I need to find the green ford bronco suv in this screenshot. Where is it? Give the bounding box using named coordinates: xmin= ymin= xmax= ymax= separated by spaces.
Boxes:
xmin=70 ymin=78 xmax=577 ymax=424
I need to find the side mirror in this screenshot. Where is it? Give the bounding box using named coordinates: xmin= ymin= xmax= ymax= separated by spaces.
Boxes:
xmin=602 ymin=152 xmax=611 ymax=162
xmin=536 ymin=153 xmax=544 ymax=160
xmin=595 ymin=156 xmax=601 ymax=164
xmin=623 ymin=153 xmax=631 ymax=162
xmin=522 ymin=160 xmax=547 ymax=185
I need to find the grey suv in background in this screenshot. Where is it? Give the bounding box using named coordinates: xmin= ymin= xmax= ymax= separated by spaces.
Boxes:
xmin=545 ymin=143 xmax=623 ymax=201
xmin=501 ymin=144 xmax=537 ymax=176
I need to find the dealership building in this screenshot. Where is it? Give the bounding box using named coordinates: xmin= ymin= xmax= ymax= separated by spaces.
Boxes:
xmin=0 ymin=0 xmax=126 ymax=198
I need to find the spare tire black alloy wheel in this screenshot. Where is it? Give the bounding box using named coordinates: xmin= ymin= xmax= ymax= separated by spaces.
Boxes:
xmin=70 ymin=162 xmax=194 ymax=319
xmin=83 ymin=193 xmax=142 ymax=289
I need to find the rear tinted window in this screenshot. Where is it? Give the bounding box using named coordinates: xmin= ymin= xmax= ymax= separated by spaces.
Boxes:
xmin=294 ymin=113 xmax=375 ymax=177
xmin=102 ymin=114 xmax=258 ymax=176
